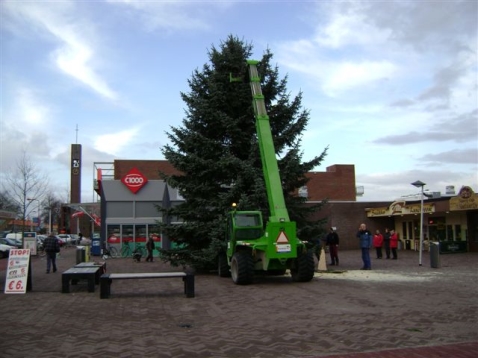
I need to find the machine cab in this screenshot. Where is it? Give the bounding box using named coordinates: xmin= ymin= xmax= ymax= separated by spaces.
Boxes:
xmin=227 ymin=211 xmax=264 ymax=241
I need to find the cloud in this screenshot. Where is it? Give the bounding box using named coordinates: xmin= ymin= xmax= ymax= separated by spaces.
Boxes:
xmin=3 ymin=1 xmax=118 ymax=100
xmin=321 ymin=60 xmax=397 ymax=96
xmin=313 ymin=1 xmax=391 ymax=49
xmin=10 ymin=86 xmax=53 ymax=126
xmin=106 ymin=0 xmax=231 ymax=32
xmin=419 ymin=148 xmax=478 ymax=165
xmin=373 ymin=109 xmax=478 ymax=144
xmin=356 ymin=168 xmax=477 ymax=202
xmin=94 ymin=128 xmax=141 ymax=156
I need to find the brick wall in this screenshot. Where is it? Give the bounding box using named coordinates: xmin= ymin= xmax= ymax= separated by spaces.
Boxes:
xmin=114 ymin=160 xmax=181 ymax=180
xmin=115 ymin=160 xmax=357 ymax=202
xmin=305 ymin=164 xmax=356 ymax=201
xmin=306 ymin=201 xmax=394 ymax=250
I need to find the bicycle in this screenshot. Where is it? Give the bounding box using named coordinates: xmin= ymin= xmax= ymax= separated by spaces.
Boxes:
xmin=121 ymin=242 xmax=133 ymax=258
xmin=102 ymin=244 xmax=120 ymax=260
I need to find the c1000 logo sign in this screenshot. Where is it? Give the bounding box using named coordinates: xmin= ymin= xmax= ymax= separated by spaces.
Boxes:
xmin=121 ymin=167 xmax=148 ymax=194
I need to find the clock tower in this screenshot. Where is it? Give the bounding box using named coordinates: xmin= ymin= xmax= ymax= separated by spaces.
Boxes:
xmin=70 ymin=144 xmax=82 ymax=204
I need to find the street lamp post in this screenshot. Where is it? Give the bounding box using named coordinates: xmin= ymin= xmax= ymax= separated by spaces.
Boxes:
xmin=411 ymin=180 xmax=426 ymax=266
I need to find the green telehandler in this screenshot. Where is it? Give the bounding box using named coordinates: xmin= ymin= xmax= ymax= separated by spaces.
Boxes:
xmin=218 ymin=60 xmax=316 ymax=284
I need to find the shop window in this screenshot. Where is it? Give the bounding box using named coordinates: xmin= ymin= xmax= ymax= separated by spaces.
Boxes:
xmin=455 ymin=225 xmax=461 ymax=240
xmin=123 ymin=225 xmax=134 ymax=243
xmin=402 ymin=222 xmax=407 ymax=239
xmin=135 ymin=225 xmax=147 ymax=243
xmin=447 ymin=225 xmax=453 ymax=240
xmin=107 ymin=225 xmax=121 ymax=245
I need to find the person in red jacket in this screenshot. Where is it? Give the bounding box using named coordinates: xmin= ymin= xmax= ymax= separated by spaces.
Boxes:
xmin=390 ymin=229 xmax=399 ymax=259
xmin=373 ymin=229 xmax=383 ymax=259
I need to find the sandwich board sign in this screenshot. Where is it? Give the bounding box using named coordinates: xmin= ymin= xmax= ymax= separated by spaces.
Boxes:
xmin=4 ymin=249 xmax=31 ymax=294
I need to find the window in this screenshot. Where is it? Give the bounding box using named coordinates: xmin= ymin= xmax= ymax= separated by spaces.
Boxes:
xmin=123 ymin=225 xmax=134 ymax=243
xmin=447 ymin=225 xmax=453 ymax=241
xmin=135 ymin=225 xmax=147 ymax=243
xmin=107 ymin=225 xmax=121 ymax=244
xmin=235 ymin=214 xmax=261 ymax=227
xmin=455 ymin=225 xmax=461 ymax=240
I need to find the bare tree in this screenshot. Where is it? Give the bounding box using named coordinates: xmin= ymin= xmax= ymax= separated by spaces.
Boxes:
xmin=42 ymin=191 xmax=63 ymax=233
xmin=3 ymin=151 xmax=49 ymax=236
xmin=0 ymin=190 xmax=19 ymax=213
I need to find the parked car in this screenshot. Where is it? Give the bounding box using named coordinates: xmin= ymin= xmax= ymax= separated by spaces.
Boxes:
xmin=6 ymin=233 xmax=22 ymax=241
xmin=55 ymin=235 xmax=66 ymax=247
xmin=0 ymin=238 xmax=22 ymax=249
xmin=58 ymin=234 xmax=80 ymax=245
xmin=0 ymin=243 xmax=15 ymax=258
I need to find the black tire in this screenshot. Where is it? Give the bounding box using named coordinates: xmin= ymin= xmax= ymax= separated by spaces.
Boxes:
xmin=218 ymin=253 xmax=231 ymax=277
xmin=230 ymin=252 xmax=254 ymax=285
xmin=291 ymin=251 xmax=315 ymax=282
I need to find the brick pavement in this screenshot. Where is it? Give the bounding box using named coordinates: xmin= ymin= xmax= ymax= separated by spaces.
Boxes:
xmin=0 ymin=246 xmax=477 ymax=357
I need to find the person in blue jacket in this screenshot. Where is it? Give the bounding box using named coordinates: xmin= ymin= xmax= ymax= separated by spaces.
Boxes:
xmin=357 ymin=223 xmax=372 ymax=270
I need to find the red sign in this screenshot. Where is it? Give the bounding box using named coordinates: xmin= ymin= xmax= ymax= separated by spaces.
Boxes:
xmin=121 ymin=167 xmax=148 ymax=194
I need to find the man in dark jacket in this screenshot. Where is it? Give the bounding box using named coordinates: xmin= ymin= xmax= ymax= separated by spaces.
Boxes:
xmin=326 ymin=227 xmax=340 ymax=266
xmin=43 ymin=233 xmax=60 ymax=273
xmin=356 ymin=223 xmax=372 ymax=270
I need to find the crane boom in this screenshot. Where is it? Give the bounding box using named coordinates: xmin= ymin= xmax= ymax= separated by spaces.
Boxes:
xmin=247 ymin=60 xmax=289 ymax=223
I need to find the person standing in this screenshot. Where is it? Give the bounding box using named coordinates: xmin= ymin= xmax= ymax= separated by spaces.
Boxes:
xmin=383 ymin=228 xmax=391 ymax=259
xmin=373 ymin=229 xmax=383 ymax=259
xmin=356 ymin=223 xmax=372 ymax=270
xmin=326 ymin=227 xmax=340 ymax=266
xmin=43 ymin=232 xmax=60 ymax=273
xmin=145 ymin=235 xmax=155 ymax=262
xmin=390 ymin=229 xmax=399 ymax=259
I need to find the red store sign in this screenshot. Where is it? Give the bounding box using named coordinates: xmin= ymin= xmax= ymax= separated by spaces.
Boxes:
xmin=121 ymin=167 xmax=148 ymax=194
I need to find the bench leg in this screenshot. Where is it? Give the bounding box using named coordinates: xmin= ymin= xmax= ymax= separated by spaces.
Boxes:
xmin=87 ymin=276 xmax=95 ymax=292
xmin=62 ymin=275 xmax=70 ymax=293
xmin=184 ymin=273 xmax=195 ymax=298
xmin=100 ymin=275 xmax=111 ymax=299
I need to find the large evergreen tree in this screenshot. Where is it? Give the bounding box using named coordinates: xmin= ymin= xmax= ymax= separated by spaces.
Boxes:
xmin=159 ymin=35 xmax=328 ymax=269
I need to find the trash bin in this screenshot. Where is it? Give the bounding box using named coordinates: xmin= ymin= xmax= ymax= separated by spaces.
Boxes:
xmin=430 ymin=241 xmax=440 ymax=268
xmin=405 ymin=239 xmax=411 ymax=250
xmin=91 ymin=236 xmax=101 ymax=256
xmin=76 ymin=246 xmax=86 ymax=264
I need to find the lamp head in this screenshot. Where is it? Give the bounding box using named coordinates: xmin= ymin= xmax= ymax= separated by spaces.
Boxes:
xmin=411 ymin=180 xmax=426 ymax=188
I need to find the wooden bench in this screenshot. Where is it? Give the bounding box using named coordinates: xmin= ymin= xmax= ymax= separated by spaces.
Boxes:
xmin=100 ymin=272 xmax=195 ymax=299
xmin=62 ymin=266 xmax=103 ymax=293
xmin=74 ymin=261 xmax=106 ymax=281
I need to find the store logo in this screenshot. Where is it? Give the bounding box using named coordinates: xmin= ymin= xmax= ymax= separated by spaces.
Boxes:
xmin=121 ymin=167 xmax=148 ymax=194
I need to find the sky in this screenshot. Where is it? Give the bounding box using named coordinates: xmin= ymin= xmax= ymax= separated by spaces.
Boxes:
xmin=1 ymin=0 xmax=477 ymax=205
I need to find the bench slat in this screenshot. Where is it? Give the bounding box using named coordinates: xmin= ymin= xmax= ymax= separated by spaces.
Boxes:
xmin=108 ymin=272 xmax=187 ymax=279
